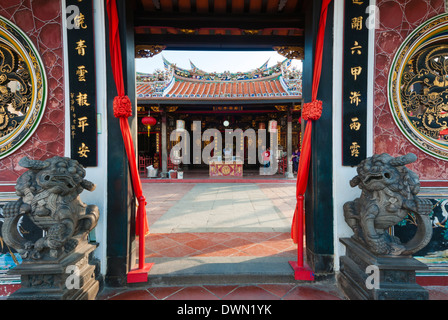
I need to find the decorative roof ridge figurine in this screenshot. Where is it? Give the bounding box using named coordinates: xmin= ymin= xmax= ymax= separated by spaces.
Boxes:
xmin=1 ymin=156 xmax=99 ymax=261
xmin=343 ymin=153 xmax=433 ymax=256
xmin=140 ymin=57 xmax=295 ymax=82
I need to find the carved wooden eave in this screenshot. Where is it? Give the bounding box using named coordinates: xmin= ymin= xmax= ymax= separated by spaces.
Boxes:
xmin=274 ymin=46 xmax=304 ymax=60
xmin=152 ymin=0 xmax=161 ymax=10
xmin=274 ymin=104 xmax=301 ymax=112
xmin=278 ymin=0 xmax=289 ymax=11
xmin=149 ymin=106 xmax=178 ymax=112
xmin=135 ymin=45 xmax=166 ymax=58
xmin=242 ymin=29 xmax=262 ymax=35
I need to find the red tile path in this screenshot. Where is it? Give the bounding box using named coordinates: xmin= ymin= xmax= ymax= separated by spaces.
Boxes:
xmin=145 ymin=232 xmax=296 ymax=258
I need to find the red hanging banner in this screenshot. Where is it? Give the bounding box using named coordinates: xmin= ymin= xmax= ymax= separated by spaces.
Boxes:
xmin=290 ymin=0 xmax=332 ymax=281
xmin=106 ymin=0 xmax=152 ymax=283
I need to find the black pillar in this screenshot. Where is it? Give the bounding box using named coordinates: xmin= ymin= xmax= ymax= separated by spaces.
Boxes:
xmin=105 ymin=0 xmax=138 ymax=287
xmin=303 ymin=0 xmax=334 ymax=275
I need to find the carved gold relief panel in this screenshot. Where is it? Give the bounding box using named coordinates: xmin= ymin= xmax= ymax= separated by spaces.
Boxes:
xmin=388 ymin=14 xmax=448 ymax=160
xmin=0 ymin=16 xmax=47 ymax=159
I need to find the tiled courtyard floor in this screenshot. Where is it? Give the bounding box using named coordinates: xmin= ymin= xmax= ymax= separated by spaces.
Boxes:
xmin=99 ymin=282 xmax=344 ymax=300
xmin=145 ymin=232 xmax=296 ymax=258
xmin=99 ymin=283 xmax=448 ymax=300
xmin=146 ymin=183 xmax=295 ymax=233
xmin=143 ymin=182 xmax=298 ymax=259
xmin=5 ymin=182 xmax=448 ymax=300
xmin=97 ymin=182 xmax=448 ymax=301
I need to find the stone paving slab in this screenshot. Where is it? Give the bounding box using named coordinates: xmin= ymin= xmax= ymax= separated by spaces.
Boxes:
xmin=145 ymin=256 xmax=297 ymax=286
xmin=149 ymin=183 xmax=293 ymax=233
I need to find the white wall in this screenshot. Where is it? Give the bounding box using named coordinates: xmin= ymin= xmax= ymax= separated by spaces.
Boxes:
xmin=62 ymin=0 xmax=108 ymax=275
xmin=332 ymin=0 xmax=376 ymax=271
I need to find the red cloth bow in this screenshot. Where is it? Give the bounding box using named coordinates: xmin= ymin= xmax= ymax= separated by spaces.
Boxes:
xmin=302 ymin=100 xmax=323 ymax=121
xmin=113 ymin=95 xmax=132 ymax=118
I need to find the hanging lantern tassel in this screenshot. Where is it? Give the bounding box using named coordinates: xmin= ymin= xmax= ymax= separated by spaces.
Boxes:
xmin=142 ymin=116 xmax=157 ymax=137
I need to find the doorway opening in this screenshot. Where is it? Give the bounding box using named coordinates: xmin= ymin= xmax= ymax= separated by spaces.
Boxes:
xmin=103 ymin=0 xmax=336 ymax=284
xmin=135 ymin=50 xmax=304 ymax=280
xmin=135 ymin=50 xmax=303 ymax=180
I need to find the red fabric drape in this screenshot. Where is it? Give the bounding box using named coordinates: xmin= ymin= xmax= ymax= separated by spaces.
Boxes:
xmin=291 ymin=0 xmax=332 ymax=243
xmin=106 ymin=0 xmax=149 ymax=237
xmin=311 ymin=0 xmax=332 ymax=102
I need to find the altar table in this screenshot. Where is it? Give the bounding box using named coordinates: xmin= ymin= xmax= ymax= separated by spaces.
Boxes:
xmin=209 ymin=161 xmax=243 ymax=177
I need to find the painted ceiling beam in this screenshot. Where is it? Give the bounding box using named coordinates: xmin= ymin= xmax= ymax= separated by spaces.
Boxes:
xmin=135 ymin=34 xmax=304 ymax=50
xmin=134 ymin=12 xmax=305 ymax=29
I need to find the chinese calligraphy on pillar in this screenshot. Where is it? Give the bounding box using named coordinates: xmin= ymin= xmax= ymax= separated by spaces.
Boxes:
xmin=66 ymin=0 xmax=97 ymax=166
xmin=342 ymin=0 xmax=369 ymax=166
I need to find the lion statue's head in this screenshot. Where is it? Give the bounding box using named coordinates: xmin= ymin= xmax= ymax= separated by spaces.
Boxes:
xmin=16 ymin=156 xmax=95 ymax=197
xmin=349 ymin=153 xmax=420 ymax=195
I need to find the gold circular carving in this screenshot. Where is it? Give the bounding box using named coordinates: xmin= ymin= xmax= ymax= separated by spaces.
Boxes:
xmin=0 ymin=16 xmax=47 ymax=159
xmin=221 ymin=165 xmax=231 ymax=175
xmin=388 ymin=14 xmax=448 ymax=160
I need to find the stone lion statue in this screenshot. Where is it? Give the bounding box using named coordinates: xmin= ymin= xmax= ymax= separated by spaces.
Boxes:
xmin=343 ymin=153 xmax=433 ymax=256
xmin=1 ymin=156 xmax=99 ymax=260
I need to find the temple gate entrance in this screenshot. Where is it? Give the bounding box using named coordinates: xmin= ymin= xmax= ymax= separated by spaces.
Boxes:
xmin=105 ymin=0 xmax=334 ymax=286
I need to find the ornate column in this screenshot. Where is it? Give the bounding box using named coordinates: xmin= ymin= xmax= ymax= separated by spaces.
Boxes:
xmin=161 ymin=108 xmax=168 ymax=174
xmin=286 ymin=106 xmax=294 ymax=178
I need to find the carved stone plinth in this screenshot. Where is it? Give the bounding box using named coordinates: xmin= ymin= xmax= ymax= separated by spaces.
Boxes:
xmin=7 ymin=242 xmax=99 ymax=300
xmin=338 ymin=238 xmax=429 ymax=300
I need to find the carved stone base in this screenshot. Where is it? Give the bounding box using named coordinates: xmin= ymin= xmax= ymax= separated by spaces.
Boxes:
xmin=337 ymin=238 xmax=429 ymax=300
xmin=7 ymin=242 xmax=99 ymax=300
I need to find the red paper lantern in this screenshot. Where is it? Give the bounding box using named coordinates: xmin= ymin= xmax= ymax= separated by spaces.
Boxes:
xmin=142 ymin=116 xmax=156 ymax=136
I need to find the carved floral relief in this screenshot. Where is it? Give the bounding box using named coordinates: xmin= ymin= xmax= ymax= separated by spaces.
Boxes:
xmin=0 ymin=16 xmax=47 ymax=160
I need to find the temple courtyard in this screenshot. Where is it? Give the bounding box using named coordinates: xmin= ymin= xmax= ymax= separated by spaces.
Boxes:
xmin=97 ymin=182 xmax=448 ymax=300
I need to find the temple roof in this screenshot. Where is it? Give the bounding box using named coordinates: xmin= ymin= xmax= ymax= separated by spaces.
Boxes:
xmin=136 ymin=57 xmax=302 ymax=102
